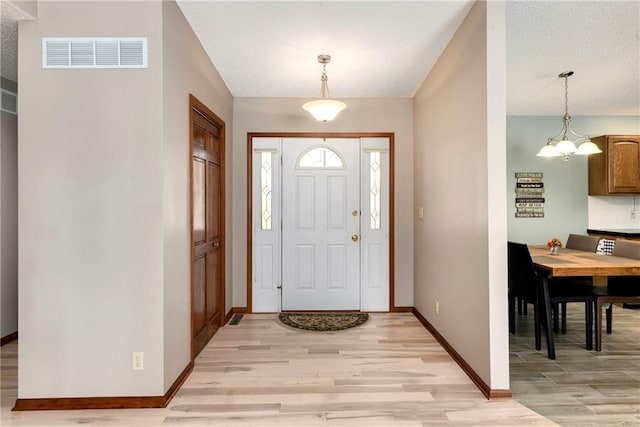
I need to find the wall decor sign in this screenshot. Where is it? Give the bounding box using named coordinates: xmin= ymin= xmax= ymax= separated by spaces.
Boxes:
xmin=515 ymin=172 xmax=544 ymax=218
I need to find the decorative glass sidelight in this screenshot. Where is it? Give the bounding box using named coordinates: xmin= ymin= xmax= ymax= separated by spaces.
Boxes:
xmin=260 ymin=152 xmax=273 ymax=230
xmin=369 ymin=152 xmax=381 ymax=230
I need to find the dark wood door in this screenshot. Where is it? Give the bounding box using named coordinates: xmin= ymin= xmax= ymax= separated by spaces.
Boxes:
xmin=191 ymin=95 xmax=224 ymax=358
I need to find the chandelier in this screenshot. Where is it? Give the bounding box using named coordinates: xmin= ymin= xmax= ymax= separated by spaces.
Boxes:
xmin=302 ymin=55 xmax=346 ymax=122
xmin=536 ymin=71 xmax=602 ymax=161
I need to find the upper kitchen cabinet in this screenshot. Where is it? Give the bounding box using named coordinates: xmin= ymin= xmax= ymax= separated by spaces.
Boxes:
xmin=588 ymin=135 xmax=640 ymax=195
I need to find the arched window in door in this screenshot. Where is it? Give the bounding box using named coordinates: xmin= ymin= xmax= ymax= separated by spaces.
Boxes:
xmin=297 ymin=146 xmax=345 ymax=168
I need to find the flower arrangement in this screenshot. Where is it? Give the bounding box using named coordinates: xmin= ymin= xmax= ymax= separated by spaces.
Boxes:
xmin=546 ymin=238 xmax=562 ymax=248
xmin=546 ymin=238 xmax=562 ymax=254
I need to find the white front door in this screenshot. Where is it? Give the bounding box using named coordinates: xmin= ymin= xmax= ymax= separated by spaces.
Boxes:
xmin=281 ymin=138 xmax=361 ymax=310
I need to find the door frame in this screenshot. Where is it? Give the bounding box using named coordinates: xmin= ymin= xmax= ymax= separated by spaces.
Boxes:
xmin=246 ymin=132 xmax=395 ymax=312
xmin=189 ymin=94 xmax=226 ymax=360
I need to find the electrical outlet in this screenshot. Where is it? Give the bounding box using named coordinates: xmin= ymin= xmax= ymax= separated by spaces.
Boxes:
xmin=631 ymin=210 xmax=637 ymax=219
xmin=132 ymin=352 xmax=144 ymax=370
xmin=435 ymin=300 xmax=440 ymax=315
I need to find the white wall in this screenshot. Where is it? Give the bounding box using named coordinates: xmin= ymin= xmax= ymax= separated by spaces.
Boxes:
xmin=507 ymin=116 xmax=640 ymax=243
xmin=1 ymin=78 xmax=18 ymax=340
xmin=161 ymin=1 xmax=233 ymax=391
xmin=232 ymin=97 xmax=414 ymax=309
xmin=413 ymin=1 xmax=509 ymax=390
xmin=19 ymin=1 xmax=164 ymax=397
xmin=589 ymin=195 xmax=640 ymax=229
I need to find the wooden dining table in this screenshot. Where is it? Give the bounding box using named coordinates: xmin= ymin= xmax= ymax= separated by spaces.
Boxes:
xmin=529 ymin=245 xmax=640 ymax=359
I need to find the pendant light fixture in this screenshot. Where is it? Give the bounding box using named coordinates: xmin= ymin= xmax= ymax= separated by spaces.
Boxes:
xmin=302 ymin=54 xmax=346 ymax=122
xmin=536 ymin=71 xmax=602 ymax=161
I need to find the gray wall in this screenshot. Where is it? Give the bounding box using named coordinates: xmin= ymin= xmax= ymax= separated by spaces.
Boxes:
xmin=507 ymin=116 xmax=640 ymax=244
xmin=161 ymin=0 xmax=233 ymax=389
xmin=19 ymin=1 xmax=164 ymax=398
xmin=1 ymin=78 xmax=18 ymax=340
xmin=413 ymin=1 xmax=509 ymax=390
xmin=18 ymin=0 xmax=233 ymax=399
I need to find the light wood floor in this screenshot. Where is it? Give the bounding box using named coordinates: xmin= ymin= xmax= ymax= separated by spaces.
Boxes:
xmin=510 ymin=303 xmax=640 ymax=427
xmin=1 ymin=313 xmax=556 ymax=426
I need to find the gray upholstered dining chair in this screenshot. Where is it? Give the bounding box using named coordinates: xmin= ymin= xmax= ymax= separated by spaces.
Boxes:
xmin=551 ymin=234 xmax=600 ymax=333
xmin=565 ymin=234 xmax=601 ymax=252
xmin=593 ymin=239 xmax=640 ymax=351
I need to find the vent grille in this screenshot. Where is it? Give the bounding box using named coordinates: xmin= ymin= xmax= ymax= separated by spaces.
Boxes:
xmin=42 ymin=38 xmax=147 ymax=68
xmin=1 ymin=89 xmax=17 ymax=115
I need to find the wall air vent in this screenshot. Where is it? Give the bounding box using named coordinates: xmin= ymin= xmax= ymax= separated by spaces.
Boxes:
xmin=42 ymin=37 xmax=148 ymax=69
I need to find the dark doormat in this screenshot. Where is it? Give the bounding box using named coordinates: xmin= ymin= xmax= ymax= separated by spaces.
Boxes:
xmin=277 ymin=312 xmax=369 ymax=332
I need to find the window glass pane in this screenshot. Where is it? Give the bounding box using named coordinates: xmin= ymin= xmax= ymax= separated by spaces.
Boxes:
xmin=260 ymin=152 xmax=272 ymax=230
xmin=369 ymin=152 xmax=381 ymax=230
xmin=298 ymin=147 xmax=344 ymax=168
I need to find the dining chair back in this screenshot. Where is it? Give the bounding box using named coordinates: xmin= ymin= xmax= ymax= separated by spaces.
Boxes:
xmin=507 ymin=241 xmax=538 ymax=334
xmin=508 ymin=242 xmax=537 ymax=299
xmin=612 ymin=239 xmax=640 ymax=259
xmin=565 ymin=234 xmax=600 ymax=252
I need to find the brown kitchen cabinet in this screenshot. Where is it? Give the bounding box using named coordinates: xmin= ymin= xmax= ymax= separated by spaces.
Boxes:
xmin=588 ymin=135 xmax=640 ymax=195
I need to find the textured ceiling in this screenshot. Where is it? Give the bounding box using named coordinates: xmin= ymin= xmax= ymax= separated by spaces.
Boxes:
xmin=177 ymin=0 xmax=474 ymax=98
xmin=506 ymin=1 xmax=640 ymax=116
xmin=1 ymin=0 xmax=23 ymax=82
xmin=2 ymin=1 xmax=639 ymax=116
xmin=177 ymin=0 xmax=639 ymax=115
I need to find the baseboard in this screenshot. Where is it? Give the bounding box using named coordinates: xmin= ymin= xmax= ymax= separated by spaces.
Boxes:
xmin=392 ymin=306 xmax=413 ymax=313
xmin=13 ymin=361 xmax=194 ymax=411
xmin=163 ymin=360 xmax=194 ymax=405
xmin=412 ymin=308 xmax=512 ymax=400
xmin=1 ymin=331 xmax=18 ymax=346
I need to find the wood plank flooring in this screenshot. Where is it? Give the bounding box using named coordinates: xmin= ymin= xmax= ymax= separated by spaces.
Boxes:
xmin=1 ymin=313 xmax=555 ymax=426
xmin=510 ymin=303 xmax=640 ymax=427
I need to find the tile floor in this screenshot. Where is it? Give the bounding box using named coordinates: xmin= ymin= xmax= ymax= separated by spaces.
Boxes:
xmin=509 ymin=302 xmax=640 ymax=426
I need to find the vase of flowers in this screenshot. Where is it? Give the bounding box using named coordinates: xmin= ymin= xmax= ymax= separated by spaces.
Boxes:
xmin=547 ymin=238 xmax=562 ymax=255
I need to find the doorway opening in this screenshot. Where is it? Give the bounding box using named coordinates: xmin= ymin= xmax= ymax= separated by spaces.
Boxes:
xmin=247 ymin=133 xmax=394 ymax=312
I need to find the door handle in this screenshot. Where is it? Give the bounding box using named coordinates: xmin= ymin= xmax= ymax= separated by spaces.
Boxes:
xmin=212 ymin=241 xmax=220 ymax=249
xmin=351 ymin=234 xmax=359 ymax=242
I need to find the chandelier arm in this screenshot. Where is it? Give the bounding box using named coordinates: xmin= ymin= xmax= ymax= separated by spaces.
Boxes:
xmin=548 ymin=122 xmax=569 ymax=142
xmin=565 ymin=126 xmax=590 ymax=141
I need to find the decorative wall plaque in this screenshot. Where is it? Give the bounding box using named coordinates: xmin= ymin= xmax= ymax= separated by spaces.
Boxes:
xmin=515 ymin=172 xmax=544 ymax=218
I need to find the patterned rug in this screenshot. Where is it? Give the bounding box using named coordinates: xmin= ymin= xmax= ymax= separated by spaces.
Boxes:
xmin=277 ymin=312 xmax=369 ymax=332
